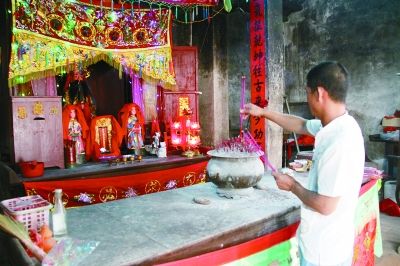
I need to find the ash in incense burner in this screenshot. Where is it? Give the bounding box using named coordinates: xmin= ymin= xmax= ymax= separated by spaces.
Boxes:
xmin=206 ymin=132 xmax=265 ymax=198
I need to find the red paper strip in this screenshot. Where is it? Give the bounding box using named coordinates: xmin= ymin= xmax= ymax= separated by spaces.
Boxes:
xmin=359 ymin=179 xmax=377 ymax=196
xmin=249 ymin=0 xmax=267 ymax=153
xmin=157 ymin=222 xmax=299 ymax=266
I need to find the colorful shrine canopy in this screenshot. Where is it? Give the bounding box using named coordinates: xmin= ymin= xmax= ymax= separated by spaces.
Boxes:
xmin=9 ymin=0 xmax=176 ymax=88
xmin=79 ymin=0 xmax=219 ymax=7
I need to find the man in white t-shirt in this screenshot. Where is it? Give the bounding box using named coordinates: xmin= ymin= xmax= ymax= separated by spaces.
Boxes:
xmin=241 ymin=62 xmax=365 ymax=266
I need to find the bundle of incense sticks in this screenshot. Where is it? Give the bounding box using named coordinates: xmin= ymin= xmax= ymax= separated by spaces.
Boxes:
xmin=240 ymin=75 xmax=246 ymax=137
xmin=242 ymin=130 xmax=277 ymax=172
xmin=215 ymin=133 xmax=263 ymax=155
xmin=235 ymin=75 xmax=276 ymax=171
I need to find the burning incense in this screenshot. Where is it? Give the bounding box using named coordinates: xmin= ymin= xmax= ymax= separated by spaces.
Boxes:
xmin=240 ymin=75 xmax=246 ymax=137
xmin=243 ymin=130 xmax=277 ymax=172
xmin=214 ymin=129 xmax=263 ymax=157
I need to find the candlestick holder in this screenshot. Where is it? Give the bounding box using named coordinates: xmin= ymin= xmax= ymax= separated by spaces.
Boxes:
xmin=170 ymin=110 xmax=201 ymax=156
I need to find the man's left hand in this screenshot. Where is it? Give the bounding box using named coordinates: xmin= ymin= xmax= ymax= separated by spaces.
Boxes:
xmin=272 ymin=171 xmax=295 ymax=191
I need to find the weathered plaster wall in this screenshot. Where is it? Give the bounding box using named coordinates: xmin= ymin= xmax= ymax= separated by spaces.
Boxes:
xmin=211 ymin=14 xmax=230 ymax=145
xmin=284 ymin=0 xmax=400 ymax=164
xmin=227 ymin=9 xmax=250 ymax=137
xmin=267 ymin=0 xmax=285 ymax=169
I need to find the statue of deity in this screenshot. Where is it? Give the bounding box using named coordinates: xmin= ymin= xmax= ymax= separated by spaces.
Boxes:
xmin=68 ymin=109 xmax=85 ymax=154
xmin=62 ymin=105 xmax=89 ymax=162
xmin=119 ymin=103 xmax=145 ymax=153
xmin=127 ymin=107 xmax=144 ymax=150
xmin=63 ymin=67 xmax=96 ymax=126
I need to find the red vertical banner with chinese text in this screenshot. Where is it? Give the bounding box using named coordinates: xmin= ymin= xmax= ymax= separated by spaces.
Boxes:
xmin=250 ymin=0 xmax=267 ymax=153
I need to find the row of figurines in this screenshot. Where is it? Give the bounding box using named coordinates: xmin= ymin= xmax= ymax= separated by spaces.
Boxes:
xmin=62 ymin=103 xmax=167 ymax=164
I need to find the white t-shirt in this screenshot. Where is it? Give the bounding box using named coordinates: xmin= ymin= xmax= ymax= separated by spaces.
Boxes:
xmin=299 ymin=113 xmax=364 ymax=265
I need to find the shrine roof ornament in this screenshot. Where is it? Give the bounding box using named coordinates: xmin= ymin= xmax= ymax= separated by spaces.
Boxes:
xmin=78 ymin=0 xmax=229 ymax=24
xmin=9 ymin=0 xmax=176 ymax=88
xmin=79 ymin=0 xmax=219 ymax=7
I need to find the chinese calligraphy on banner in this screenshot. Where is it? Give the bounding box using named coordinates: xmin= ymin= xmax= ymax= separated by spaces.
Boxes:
xmin=249 ymin=0 xmax=267 ymax=153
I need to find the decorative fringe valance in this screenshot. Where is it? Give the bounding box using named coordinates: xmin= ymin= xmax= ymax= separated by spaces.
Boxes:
xmin=9 ymin=0 xmax=176 ymax=89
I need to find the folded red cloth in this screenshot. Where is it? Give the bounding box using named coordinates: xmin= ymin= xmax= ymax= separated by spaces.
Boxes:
xmin=379 ymin=198 xmax=400 ymax=217
xmin=383 ymin=126 xmax=398 ymax=133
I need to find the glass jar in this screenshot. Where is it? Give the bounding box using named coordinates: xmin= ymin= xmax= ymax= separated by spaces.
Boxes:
xmin=52 ymin=189 xmax=67 ymax=237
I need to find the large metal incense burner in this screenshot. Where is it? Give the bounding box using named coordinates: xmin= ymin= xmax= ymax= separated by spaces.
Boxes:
xmin=206 ymin=134 xmax=264 ymax=197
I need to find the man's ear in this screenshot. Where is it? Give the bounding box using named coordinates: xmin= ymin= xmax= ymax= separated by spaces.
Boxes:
xmin=316 ymin=86 xmax=328 ymax=102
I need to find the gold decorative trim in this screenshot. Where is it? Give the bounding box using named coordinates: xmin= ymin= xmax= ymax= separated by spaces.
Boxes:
xmin=99 ymin=186 xmax=118 ymax=202
xmin=9 ymin=30 xmax=176 ymax=88
xmin=133 ymin=28 xmax=150 ymax=46
xmin=49 ymin=106 xmax=58 ymax=115
xmin=77 ymin=21 xmax=96 ymax=42
xmin=25 ymin=188 xmax=37 ymax=196
xmin=105 ymin=27 xmax=122 ymax=46
xmin=48 ymin=191 xmax=69 ymax=206
xmin=48 ymin=14 xmax=65 ymax=34
xmin=145 ymin=180 xmax=161 ymax=193
xmin=17 ymin=106 xmax=27 ymax=119
xmin=33 ymin=101 xmax=44 ymax=115
xmin=178 ymin=96 xmax=190 ymax=117
xmin=183 ymin=172 xmax=196 ymax=186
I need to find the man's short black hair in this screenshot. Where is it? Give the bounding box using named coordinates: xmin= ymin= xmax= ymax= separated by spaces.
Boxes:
xmin=306 ymin=61 xmax=349 ymax=103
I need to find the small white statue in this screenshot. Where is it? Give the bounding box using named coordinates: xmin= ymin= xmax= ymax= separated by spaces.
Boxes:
xmin=157 ymin=142 xmax=167 ymax=158
xmin=152 ymin=132 xmax=161 ymax=150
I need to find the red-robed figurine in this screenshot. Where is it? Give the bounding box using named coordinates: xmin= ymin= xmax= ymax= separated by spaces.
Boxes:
xmin=62 ymin=104 xmax=90 ymax=161
xmin=118 ymin=103 xmax=145 ymax=154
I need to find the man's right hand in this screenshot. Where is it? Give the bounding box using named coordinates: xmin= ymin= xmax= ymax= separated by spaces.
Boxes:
xmin=241 ymin=102 xmax=309 ymax=136
xmin=240 ymin=103 xmax=265 ymax=119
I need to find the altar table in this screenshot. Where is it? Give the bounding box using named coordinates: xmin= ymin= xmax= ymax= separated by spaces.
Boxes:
xmin=157 ymin=178 xmax=382 ymax=266
xmin=49 ymin=175 xmax=302 ymax=265
xmin=4 ymin=173 xmax=381 ymax=265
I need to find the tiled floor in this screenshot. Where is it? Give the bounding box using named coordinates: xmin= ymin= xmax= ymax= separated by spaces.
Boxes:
xmin=376 ymin=213 xmax=400 ymax=266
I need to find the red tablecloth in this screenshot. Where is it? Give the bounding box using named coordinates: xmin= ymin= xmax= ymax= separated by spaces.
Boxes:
xmin=23 ymin=161 xmax=207 ymax=207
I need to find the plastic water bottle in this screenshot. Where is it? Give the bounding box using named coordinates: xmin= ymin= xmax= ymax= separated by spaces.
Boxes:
xmin=52 ymin=189 xmax=67 ymax=237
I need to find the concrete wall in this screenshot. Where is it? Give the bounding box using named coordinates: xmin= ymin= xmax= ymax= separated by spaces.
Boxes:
xmin=284 ymin=0 xmax=400 ymax=164
xmin=267 ymin=0 xmax=285 ymax=169
xmin=226 ymin=9 xmax=250 ymax=137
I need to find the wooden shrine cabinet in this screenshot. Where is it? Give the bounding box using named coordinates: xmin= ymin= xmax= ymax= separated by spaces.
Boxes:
xmin=164 ymin=46 xmax=199 ymax=122
xmin=9 ymin=97 xmax=64 ymax=168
